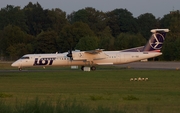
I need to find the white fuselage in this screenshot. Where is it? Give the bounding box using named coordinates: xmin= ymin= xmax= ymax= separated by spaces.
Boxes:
xmin=11 ymin=51 xmax=162 ymax=68
xmin=11 ymin=28 xmax=169 ymax=70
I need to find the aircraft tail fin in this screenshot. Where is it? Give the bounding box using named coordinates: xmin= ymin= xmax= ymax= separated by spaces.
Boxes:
xmin=143 ymin=29 xmax=169 ymax=52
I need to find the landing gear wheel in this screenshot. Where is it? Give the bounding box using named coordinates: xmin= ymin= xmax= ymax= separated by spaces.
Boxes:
xmin=81 ymin=66 xmax=85 ymax=71
xmin=19 ymin=68 xmax=22 ymax=71
xmin=91 ymin=66 xmax=96 ymax=71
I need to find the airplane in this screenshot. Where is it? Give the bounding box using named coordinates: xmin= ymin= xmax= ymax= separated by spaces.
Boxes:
xmin=11 ymin=29 xmax=169 ymax=71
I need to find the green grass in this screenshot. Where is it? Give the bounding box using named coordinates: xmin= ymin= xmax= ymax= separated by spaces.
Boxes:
xmin=0 ymin=62 xmax=180 ymax=112
xmin=0 ymin=61 xmax=14 ymax=69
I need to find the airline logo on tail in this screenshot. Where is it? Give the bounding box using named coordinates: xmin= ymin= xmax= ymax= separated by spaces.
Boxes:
xmin=149 ymin=33 xmax=165 ymax=50
xmin=143 ymin=29 xmax=169 ymax=52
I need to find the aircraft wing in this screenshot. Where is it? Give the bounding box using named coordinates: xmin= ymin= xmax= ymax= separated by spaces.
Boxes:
xmin=72 ymin=49 xmax=107 ymax=61
xmin=85 ymin=49 xmax=104 ymax=54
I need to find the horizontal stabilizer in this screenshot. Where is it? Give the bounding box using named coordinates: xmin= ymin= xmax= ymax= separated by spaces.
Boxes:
xmin=151 ymin=29 xmax=170 ymax=33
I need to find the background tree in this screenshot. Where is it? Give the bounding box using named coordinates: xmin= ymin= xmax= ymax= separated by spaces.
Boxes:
xmin=161 ymin=11 xmax=180 ymax=60
xmin=0 ymin=5 xmax=28 ymax=31
xmin=98 ymin=26 xmax=115 ymax=50
xmin=160 ymin=14 xmax=171 ymax=29
xmin=67 ymin=9 xmax=89 ymax=24
xmin=114 ymin=33 xmax=146 ymax=50
xmin=47 ymin=8 xmax=68 ymax=35
xmin=34 ymin=31 xmax=59 ymax=53
xmin=0 ymin=25 xmax=34 ymax=59
xmin=7 ymin=43 xmax=30 ymax=60
xmin=137 ymin=13 xmax=158 ymax=40
xmin=68 ymin=7 xmax=108 ymax=35
xmin=75 ymin=36 xmax=98 ymax=50
xmin=59 ymin=22 xmax=95 ymax=52
xmin=107 ymin=8 xmax=139 ymax=37
xmin=1 ymin=2 xmax=180 ymax=61
xmin=23 ymin=2 xmax=52 ymax=36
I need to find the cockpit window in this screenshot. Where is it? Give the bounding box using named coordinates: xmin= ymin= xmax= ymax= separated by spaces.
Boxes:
xmin=20 ymin=56 xmax=30 ymax=59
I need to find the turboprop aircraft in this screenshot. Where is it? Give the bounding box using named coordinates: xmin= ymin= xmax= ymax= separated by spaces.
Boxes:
xmin=11 ymin=29 xmax=169 ymax=71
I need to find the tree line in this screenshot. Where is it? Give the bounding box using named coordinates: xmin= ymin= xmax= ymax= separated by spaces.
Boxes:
xmin=0 ymin=2 xmax=180 ymax=61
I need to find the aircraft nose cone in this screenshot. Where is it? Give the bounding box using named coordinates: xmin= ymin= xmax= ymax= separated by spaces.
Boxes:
xmin=11 ymin=61 xmax=18 ymax=67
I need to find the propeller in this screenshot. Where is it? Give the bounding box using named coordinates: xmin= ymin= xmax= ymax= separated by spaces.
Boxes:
xmin=67 ymin=43 xmax=73 ymax=61
xmin=67 ymin=49 xmax=73 ymax=60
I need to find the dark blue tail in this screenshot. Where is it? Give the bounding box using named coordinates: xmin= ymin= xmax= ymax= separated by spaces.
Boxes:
xmin=143 ymin=29 xmax=169 ymax=52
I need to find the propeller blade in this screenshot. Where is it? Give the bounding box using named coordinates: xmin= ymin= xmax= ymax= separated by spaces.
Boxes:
xmin=67 ymin=49 xmax=73 ymax=61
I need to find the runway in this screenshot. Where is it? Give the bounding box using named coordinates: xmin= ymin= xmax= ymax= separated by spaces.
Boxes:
xmin=1 ymin=61 xmax=180 ymax=72
xmin=115 ymin=61 xmax=180 ymax=70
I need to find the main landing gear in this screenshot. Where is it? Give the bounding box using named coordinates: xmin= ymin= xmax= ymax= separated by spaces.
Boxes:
xmin=81 ymin=66 xmax=96 ymax=71
xmin=91 ymin=66 xmax=96 ymax=71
